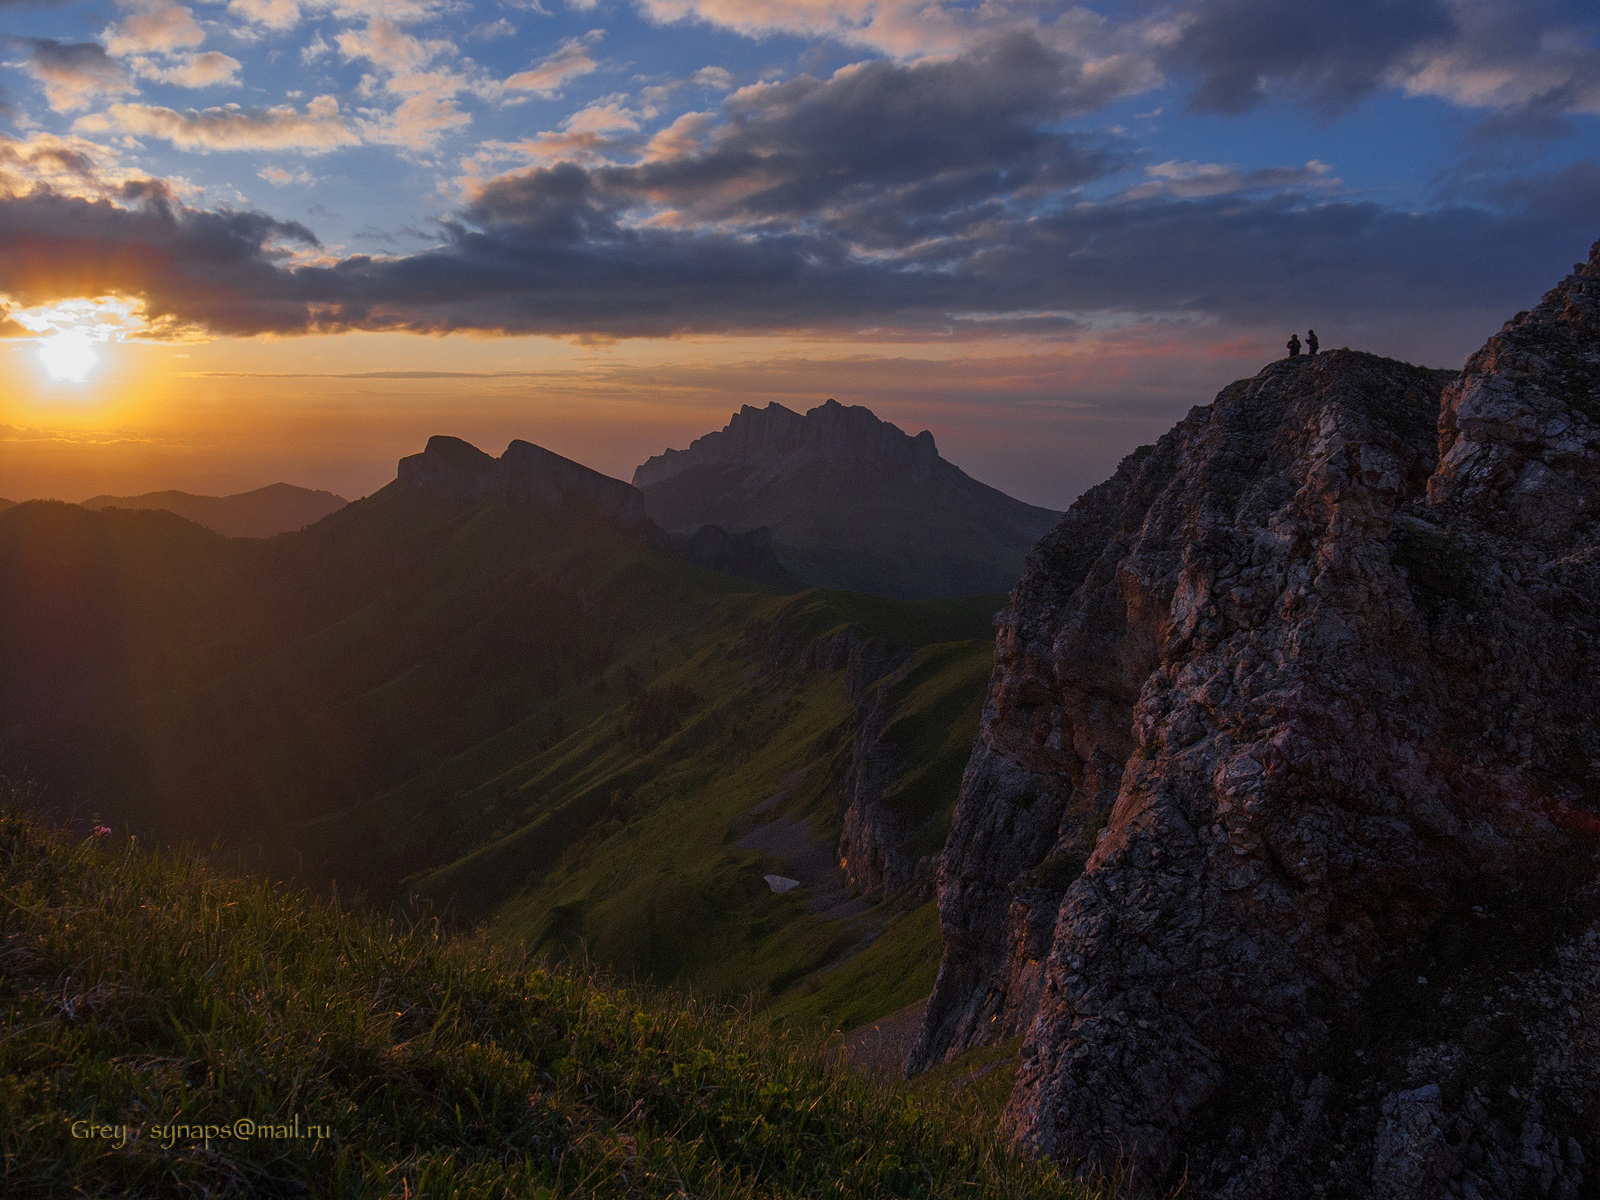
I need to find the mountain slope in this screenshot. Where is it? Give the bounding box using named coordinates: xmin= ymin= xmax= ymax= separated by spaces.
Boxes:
xmin=0 ymin=808 xmax=1081 ymax=1200
xmin=81 ymin=482 xmax=348 ymax=537
xmin=0 ymin=436 xmax=996 ymax=1024
xmin=913 ymin=244 xmax=1600 ymax=1196
xmin=634 ymin=399 xmax=1059 ymax=599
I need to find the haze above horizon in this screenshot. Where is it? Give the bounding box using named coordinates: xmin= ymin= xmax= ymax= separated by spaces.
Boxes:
xmin=1 ymin=0 xmax=1596 ymax=509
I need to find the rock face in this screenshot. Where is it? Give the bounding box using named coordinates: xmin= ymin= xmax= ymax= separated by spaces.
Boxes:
xmin=399 ymin=435 xmax=652 ymax=533
xmin=633 ymin=399 xmax=1059 ymax=599
xmin=913 ymin=243 xmax=1600 ymax=1197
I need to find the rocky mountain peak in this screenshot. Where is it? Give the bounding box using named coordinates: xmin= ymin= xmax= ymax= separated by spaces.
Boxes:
xmin=1430 ymin=239 xmax=1600 ymax=550
xmin=632 ymin=398 xmax=940 ymax=488
xmin=913 ymin=246 xmax=1600 ymax=1197
xmin=629 ymin=397 xmax=1058 ymax=598
xmin=398 ymin=435 xmax=650 ymax=532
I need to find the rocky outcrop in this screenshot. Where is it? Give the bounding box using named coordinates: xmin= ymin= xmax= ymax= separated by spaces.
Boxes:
xmin=633 ymin=399 xmax=1060 ymax=599
xmin=837 ymin=664 xmax=923 ymax=901
xmin=913 ymin=242 xmax=1600 ymax=1196
xmin=400 ymin=435 xmax=652 ymax=533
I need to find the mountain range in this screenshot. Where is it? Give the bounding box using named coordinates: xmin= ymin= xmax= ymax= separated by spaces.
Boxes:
xmin=0 ymin=431 xmax=999 ymax=1020
xmin=5 ymin=241 xmax=1600 ymax=1198
xmin=80 ymin=482 xmax=349 ymax=538
xmin=634 ymin=399 xmax=1060 ymax=599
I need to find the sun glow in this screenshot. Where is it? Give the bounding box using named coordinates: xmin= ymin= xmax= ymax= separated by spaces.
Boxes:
xmin=9 ymin=296 xmax=152 ymax=385
xmin=37 ymin=329 xmax=101 ymax=382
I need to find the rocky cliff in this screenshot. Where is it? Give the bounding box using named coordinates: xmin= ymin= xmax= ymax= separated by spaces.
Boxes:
xmin=913 ymin=243 xmax=1600 ymax=1197
xmin=633 ymin=399 xmax=1060 ymax=599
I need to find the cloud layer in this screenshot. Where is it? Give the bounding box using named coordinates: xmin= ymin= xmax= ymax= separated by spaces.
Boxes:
xmin=0 ymin=0 xmax=1594 ymax=355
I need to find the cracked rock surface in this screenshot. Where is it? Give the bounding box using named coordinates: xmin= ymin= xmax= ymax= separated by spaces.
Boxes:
xmin=912 ymin=242 xmax=1600 ymax=1197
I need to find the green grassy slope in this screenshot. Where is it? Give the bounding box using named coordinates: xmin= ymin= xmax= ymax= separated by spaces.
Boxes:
xmin=0 ymin=810 xmax=1086 ymax=1199
xmin=409 ymin=587 xmax=996 ymax=1009
xmin=0 ymin=486 xmax=1001 ymax=1032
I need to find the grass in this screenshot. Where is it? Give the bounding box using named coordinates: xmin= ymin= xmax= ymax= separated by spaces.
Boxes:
xmin=875 ymin=642 xmax=992 ymax=858
xmin=765 ymin=902 xmax=943 ymax=1035
xmin=398 ymin=590 xmax=997 ymax=1014
xmin=0 ymin=809 xmax=1089 ymax=1199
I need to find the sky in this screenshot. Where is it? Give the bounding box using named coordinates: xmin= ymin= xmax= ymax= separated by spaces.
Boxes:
xmin=0 ymin=0 xmax=1597 ymax=508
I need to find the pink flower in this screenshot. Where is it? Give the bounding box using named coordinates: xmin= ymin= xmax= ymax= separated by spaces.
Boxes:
xmin=92 ymin=825 xmax=111 ymax=837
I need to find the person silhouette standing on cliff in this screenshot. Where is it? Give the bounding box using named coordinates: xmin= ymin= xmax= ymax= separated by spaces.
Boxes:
xmin=1287 ymin=333 xmax=1302 ymax=358
xmin=1307 ymin=329 xmax=1319 ymax=356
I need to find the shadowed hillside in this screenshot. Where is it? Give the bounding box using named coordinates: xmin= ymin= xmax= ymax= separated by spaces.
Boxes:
xmin=81 ymin=482 xmax=349 ymax=538
xmin=0 ymin=437 xmax=1007 ymax=1023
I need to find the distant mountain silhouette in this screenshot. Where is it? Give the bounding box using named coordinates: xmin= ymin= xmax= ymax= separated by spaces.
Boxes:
xmin=399 ymin=435 xmax=652 ymax=534
xmin=0 ymin=498 xmax=12 ymax=511
xmin=81 ymin=482 xmax=348 ymax=538
xmin=633 ymin=399 xmax=1060 ymax=599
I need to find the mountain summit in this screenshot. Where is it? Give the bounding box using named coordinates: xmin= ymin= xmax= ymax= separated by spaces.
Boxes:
xmin=912 ymin=242 xmax=1600 ymax=1196
xmin=400 ymin=435 xmax=652 ymax=534
xmin=633 ymin=399 xmax=1059 ymax=599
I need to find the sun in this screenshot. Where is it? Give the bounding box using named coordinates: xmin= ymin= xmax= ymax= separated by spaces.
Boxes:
xmin=6 ymin=295 xmax=154 ymax=388
xmin=38 ymin=329 xmax=101 ymax=383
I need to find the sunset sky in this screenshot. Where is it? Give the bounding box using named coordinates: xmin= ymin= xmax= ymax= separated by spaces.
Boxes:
xmin=1 ymin=0 xmax=1597 ymax=508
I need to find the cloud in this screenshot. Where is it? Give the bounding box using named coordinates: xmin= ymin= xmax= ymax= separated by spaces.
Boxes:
xmin=1125 ymin=158 xmax=1337 ymax=199
xmin=102 ymin=0 xmax=207 ymax=56
xmin=3 ymin=19 xmax=1593 ymax=356
xmin=77 ymin=97 xmax=360 ymax=153
xmin=335 ymin=16 xmax=451 ymax=73
xmin=551 ymin=33 xmax=1130 ymax=248
xmin=147 ymin=50 xmax=243 ymax=88
xmin=635 ymin=0 xmax=1068 ymax=60
xmin=0 ymin=132 xmax=166 ymax=200
xmin=1395 ymin=0 xmax=1600 ymax=114
xmin=562 ymin=98 xmax=640 ymax=134
xmin=4 ymin=38 xmax=133 ymax=112
xmin=468 ymin=17 xmax=516 ymax=40
xmin=501 ymin=31 xmax=603 ymax=95
xmin=2 ymin=147 xmax=1594 ymax=355
xmin=1155 ymin=0 xmax=1600 ymax=116
xmin=360 ymin=89 xmax=472 ymax=149
xmin=257 ymin=164 xmax=316 ymax=185
xmin=228 ymin=0 xmax=299 ymax=31
xmin=0 ymin=183 xmax=319 ymax=337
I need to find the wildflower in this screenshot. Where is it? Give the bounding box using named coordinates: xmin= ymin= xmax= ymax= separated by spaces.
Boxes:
xmin=92 ymin=825 xmax=111 ymax=837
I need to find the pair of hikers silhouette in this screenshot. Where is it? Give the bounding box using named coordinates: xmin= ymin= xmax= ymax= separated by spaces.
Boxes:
xmin=1287 ymin=330 xmax=1319 ymax=358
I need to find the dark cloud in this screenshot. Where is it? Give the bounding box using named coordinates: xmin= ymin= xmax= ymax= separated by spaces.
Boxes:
xmin=1150 ymin=0 xmax=1600 ymax=116
xmin=0 ymin=29 xmax=1592 ymax=353
xmin=7 ymin=156 xmax=1588 ymax=352
xmin=1466 ymin=86 xmax=1580 ymax=144
xmin=1159 ymin=0 xmax=1455 ymax=113
xmin=0 ymin=184 xmax=319 ymax=335
xmin=2 ymin=37 xmax=130 ymax=110
xmin=539 ymin=32 xmax=1131 ymax=250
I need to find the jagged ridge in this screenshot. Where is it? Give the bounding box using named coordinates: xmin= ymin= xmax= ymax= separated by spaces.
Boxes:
xmin=633 ymin=399 xmax=1060 ymax=599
